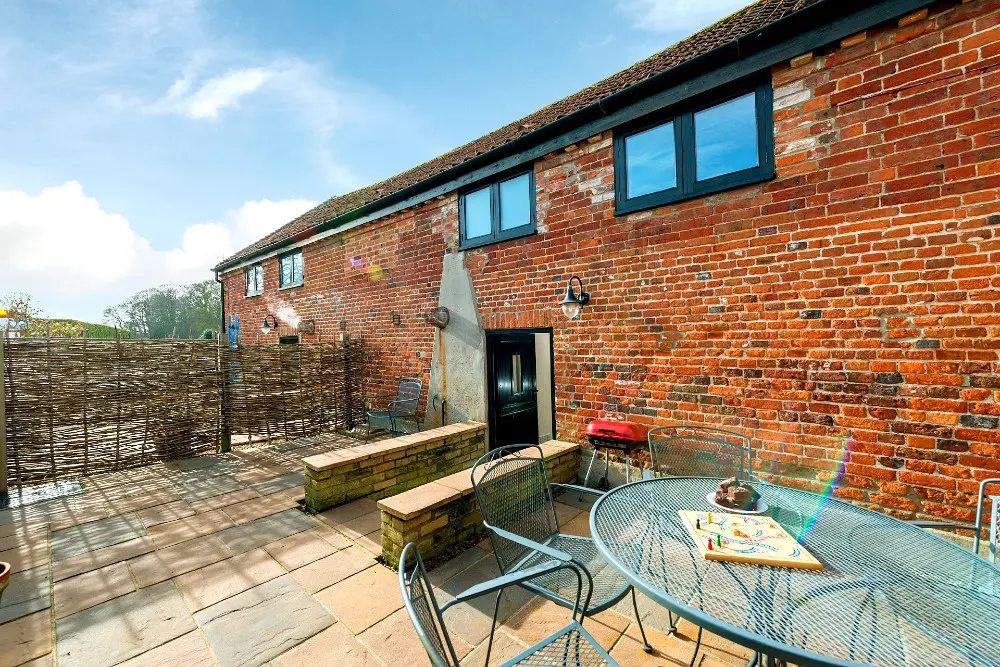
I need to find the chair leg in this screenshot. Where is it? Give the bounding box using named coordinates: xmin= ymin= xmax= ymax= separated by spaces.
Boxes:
xmin=688 ymin=625 xmax=703 ymax=667
xmin=583 ymin=447 xmax=599 ymax=488
xmin=484 ymin=590 xmax=502 ymax=667
xmin=746 ymin=653 xmax=760 ymax=667
xmin=667 ymin=609 xmax=678 ymax=634
xmin=630 ymin=588 xmax=652 ymax=653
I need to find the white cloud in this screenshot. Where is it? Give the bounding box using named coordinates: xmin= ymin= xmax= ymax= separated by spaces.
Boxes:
xmin=148 ymin=67 xmax=275 ymax=120
xmin=0 ymin=181 xmax=316 ymax=298
xmin=616 ymin=0 xmax=750 ymax=33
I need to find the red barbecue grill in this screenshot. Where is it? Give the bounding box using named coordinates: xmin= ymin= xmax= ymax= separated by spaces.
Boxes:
xmin=584 ymin=419 xmax=649 ymax=490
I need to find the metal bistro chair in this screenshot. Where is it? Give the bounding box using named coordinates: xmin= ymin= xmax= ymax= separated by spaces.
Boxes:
xmin=366 ymin=378 xmax=422 ymax=437
xmin=909 ymin=477 xmax=1000 ymax=564
xmin=645 ymin=425 xmax=754 ymax=667
xmin=399 ymin=542 xmax=617 ymax=667
xmin=645 ymin=424 xmax=753 ymax=481
xmin=471 ymin=445 xmax=651 ymax=666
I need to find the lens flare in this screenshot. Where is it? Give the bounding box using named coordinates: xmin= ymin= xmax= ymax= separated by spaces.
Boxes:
xmin=792 ymin=436 xmax=851 ymax=540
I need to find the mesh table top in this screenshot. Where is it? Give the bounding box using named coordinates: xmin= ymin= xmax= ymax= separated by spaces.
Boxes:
xmin=589 ymin=477 xmax=1000 ymax=667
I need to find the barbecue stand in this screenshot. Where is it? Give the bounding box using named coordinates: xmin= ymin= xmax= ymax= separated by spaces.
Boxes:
xmin=583 ymin=419 xmax=648 ymax=490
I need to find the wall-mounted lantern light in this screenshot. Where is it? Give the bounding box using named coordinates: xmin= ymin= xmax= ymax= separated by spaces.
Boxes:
xmin=391 ymin=312 xmax=402 ymax=326
xmin=559 ymin=276 xmax=590 ymax=320
xmin=260 ymin=315 xmax=279 ymax=335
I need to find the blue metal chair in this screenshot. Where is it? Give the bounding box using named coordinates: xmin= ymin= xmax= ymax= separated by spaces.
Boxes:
xmin=399 ymin=542 xmax=617 ymax=667
xmin=471 ymin=445 xmax=651 ymax=665
xmin=367 ymin=378 xmax=422 ymax=436
xmin=909 ymin=477 xmax=1000 ymax=564
xmin=645 ymin=425 xmax=752 ymax=481
xmin=645 ymin=424 xmax=755 ymax=667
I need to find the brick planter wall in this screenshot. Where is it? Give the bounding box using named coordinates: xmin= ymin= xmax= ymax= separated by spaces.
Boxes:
xmin=227 ymin=1 xmax=1000 ymax=526
xmin=301 ymin=422 xmax=486 ymax=513
xmin=378 ymin=440 xmax=580 ymax=568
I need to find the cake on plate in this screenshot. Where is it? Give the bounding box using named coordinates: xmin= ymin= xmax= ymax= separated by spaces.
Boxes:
xmin=713 ymin=477 xmax=760 ymax=511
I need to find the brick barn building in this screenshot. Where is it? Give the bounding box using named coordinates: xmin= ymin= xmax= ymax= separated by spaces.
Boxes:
xmin=215 ymin=0 xmax=1000 ymax=524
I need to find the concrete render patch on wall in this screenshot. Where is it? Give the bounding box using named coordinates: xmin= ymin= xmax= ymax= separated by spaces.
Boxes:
xmin=426 ymin=252 xmax=487 ymax=428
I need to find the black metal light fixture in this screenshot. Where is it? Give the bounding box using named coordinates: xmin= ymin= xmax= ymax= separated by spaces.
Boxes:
xmin=559 ymin=275 xmax=590 ymax=320
xmin=260 ymin=315 xmax=279 ymax=335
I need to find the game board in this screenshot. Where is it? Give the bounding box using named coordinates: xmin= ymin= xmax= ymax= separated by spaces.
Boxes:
xmin=678 ymin=510 xmax=823 ymax=571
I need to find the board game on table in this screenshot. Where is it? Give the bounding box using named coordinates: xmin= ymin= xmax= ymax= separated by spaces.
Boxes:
xmin=678 ymin=510 xmax=823 ymax=571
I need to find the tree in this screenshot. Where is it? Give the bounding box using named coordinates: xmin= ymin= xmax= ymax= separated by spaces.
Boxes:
xmin=102 ymin=280 xmax=221 ymax=339
xmin=1 ymin=293 xmax=84 ymax=337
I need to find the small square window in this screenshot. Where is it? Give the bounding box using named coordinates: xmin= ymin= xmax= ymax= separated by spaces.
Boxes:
xmin=624 ymin=121 xmax=677 ymax=198
xmin=245 ymin=265 xmax=263 ymax=296
xmin=694 ymin=91 xmax=759 ymax=181
xmin=279 ymin=251 xmax=304 ymax=288
xmin=459 ymin=169 xmax=536 ymax=250
xmin=614 ymin=80 xmax=774 ymax=215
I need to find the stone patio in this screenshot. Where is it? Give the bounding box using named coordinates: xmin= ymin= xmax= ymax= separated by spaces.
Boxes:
xmin=0 ymin=438 xmax=754 ymax=666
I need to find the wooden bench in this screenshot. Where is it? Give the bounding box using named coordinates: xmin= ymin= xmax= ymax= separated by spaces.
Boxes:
xmin=377 ymin=440 xmax=581 ymax=568
xmin=302 ymin=422 xmax=486 ymax=513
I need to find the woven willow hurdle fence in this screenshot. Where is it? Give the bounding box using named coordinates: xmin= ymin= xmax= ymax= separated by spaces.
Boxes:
xmin=2 ymin=336 xmax=372 ymax=488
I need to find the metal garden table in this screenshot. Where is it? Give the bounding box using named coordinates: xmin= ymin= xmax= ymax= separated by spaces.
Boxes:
xmin=589 ymin=477 xmax=1000 ymax=667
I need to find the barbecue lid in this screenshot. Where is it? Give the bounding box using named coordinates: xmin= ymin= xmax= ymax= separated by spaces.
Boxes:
xmin=586 ymin=419 xmax=648 ymax=442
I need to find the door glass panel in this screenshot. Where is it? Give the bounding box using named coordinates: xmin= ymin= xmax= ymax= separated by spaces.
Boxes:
xmin=463 ymin=187 xmax=492 ymax=239
xmin=511 ymin=354 xmax=522 ymax=394
xmin=499 ymin=173 xmax=531 ymax=231
xmin=694 ymin=91 xmax=759 ymax=181
xmin=624 ymin=121 xmax=676 ymax=198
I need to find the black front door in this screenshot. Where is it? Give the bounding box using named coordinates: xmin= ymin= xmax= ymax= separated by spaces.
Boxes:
xmin=487 ymin=333 xmax=538 ymax=449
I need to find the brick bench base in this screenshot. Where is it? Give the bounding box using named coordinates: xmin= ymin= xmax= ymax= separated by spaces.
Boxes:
xmin=301 ymin=422 xmax=486 ymax=513
xmin=378 ymin=440 xmax=580 ymax=568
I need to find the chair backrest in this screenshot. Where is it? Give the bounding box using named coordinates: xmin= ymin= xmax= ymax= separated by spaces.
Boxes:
xmin=973 ymin=477 xmax=1000 ymax=563
xmin=399 ymin=543 xmax=460 ymax=667
xmin=647 ymin=425 xmax=752 ymax=480
xmin=393 ymin=379 xmax=422 ymax=416
xmin=471 ymin=445 xmax=558 ymax=574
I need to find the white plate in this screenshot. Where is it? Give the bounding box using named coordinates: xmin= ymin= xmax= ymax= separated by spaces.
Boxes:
xmin=706 ymin=491 xmax=769 ymax=515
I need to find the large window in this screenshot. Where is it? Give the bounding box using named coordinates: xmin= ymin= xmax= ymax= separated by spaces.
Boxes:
xmin=245 ymin=264 xmax=263 ymax=297
xmin=614 ymin=80 xmax=773 ymax=215
xmin=459 ymin=169 xmax=536 ymax=250
xmin=278 ymin=250 xmax=304 ymax=288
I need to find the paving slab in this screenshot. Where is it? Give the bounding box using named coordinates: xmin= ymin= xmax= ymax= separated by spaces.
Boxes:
xmin=359 ymin=607 xmax=473 ymax=667
xmin=136 ymin=500 xmax=196 ymax=528
xmin=172 ymin=474 xmax=245 ymax=501
xmin=1 ymin=544 xmax=53 ymax=573
xmin=247 ymin=472 xmax=304 ymax=496
xmin=50 ymin=514 xmax=146 ymax=562
xmin=194 ymin=574 xmax=334 ymax=667
xmin=0 ymin=566 xmax=51 ymax=624
xmin=214 ymin=508 xmax=317 ymax=555
xmin=315 ymin=565 xmax=403 ymax=634
xmin=116 ymin=630 xmax=216 ymax=667
xmin=53 ymin=561 xmax=136 ymax=619
xmin=272 ymin=622 xmax=383 ymax=667
xmin=188 ymin=488 xmax=260 ymax=513
xmin=289 ymin=545 xmax=375 ymax=593
xmin=128 ymin=534 xmax=233 ymax=588
xmin=339 ymin=510 xmax=382 ymax=540
xmin=0 ymin=609 xmax=53 ymax=666
xmin=146 ymin=508 xmax=236 ymax=548
xmin=220 ymin=493 xmax=299 ymax=524
xmin=56 ymin=581 xmax=196 ymax=667
xmin=52 ymin=536 xmax=156 ymax=582
xmin=317 ymin=498 xmax=379 ymax=527
xmin=173 ymin=548 xmax=285 ymax=611
xmin=263 ymin=528 xmax=339 ymax=570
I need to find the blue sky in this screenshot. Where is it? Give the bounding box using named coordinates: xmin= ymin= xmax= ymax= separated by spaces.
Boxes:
xmin=0 ymin=0 xmax=747 ymax=322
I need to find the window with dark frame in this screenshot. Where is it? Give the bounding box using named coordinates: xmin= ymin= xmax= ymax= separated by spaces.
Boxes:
xmin=278 ymin=250 xmax=304 ymax=288
xmin=245 ymin=264 xmax=263 ymax=296
xmin=459 ymin=169 xmax=536 ymax=250
xmin=614 ymin=79 xmax=774 ymax=216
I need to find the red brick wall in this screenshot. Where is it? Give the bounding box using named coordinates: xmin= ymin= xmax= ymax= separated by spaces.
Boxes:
xmin=223 ymin=0 xmax=1000 ymax=523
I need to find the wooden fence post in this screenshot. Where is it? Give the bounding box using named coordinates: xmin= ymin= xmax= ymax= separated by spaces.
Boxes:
xmin=218 ymin=334 xmax=231 ymax=453
xmin=0 ymin=327 xmax=8 ymax=509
